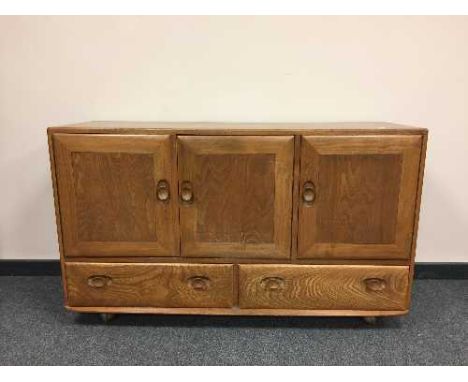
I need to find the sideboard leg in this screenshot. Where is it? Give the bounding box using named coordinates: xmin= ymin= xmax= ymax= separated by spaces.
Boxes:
xmin=99 ymin=313 xmax=116 ymax=323
xmin=363 ymin=316 xmax=377 ymax=325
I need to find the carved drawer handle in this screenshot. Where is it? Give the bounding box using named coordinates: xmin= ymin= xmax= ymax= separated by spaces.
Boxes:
xmin=260 ymin=276 xmax=285 ymax=292
xmin=364 ymin=278 xmax=387 ymax=291
xmin=302 ymin=181 xmax=316 ymax=205
xmin=87 ymin=275 xmax=112 ymax=288
xmin=180 ymin=181 xmax=194 ymax=204
xmin=187 ymin=276 xmax=211 ymax=291
xmin=156 ymin=179 xmax=170 ymax=202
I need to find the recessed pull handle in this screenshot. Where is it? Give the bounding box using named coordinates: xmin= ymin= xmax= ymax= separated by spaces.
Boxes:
xmin=364 ymin=278 xmax=387 ymax=291
xmin=156 ymin=179 xmax=170 ymax=201
xmin=187 ymin=276 xmax=211 ymax=291
xmin=302 ymin=181 xmax=316 ymax=205
xmin=87 ymin=275 xmax=112 ymax=288
xmin=260 ymin=276 xmax=285 ymax=292
xmin=180 ymin=181 xmax=194 ymax=204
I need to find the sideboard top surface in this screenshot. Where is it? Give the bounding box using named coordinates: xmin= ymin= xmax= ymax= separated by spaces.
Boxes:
xmin=48 ymin=121 xmax=427 ymax=135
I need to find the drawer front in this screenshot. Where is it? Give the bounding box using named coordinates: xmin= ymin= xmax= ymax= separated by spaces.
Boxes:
xmin=239 ymin=265 xmax=409 ymax=311
xmin=66 ymin=262 xmax=234 ymax=308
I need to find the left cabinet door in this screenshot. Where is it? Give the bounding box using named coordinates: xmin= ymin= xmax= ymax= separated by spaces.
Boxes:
xmin=53 ymin=134 xmax=178 ymax=257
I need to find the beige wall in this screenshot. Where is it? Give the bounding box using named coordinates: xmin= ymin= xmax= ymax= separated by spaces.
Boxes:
xmin=1 ymin=16 xmax=467 ymax=262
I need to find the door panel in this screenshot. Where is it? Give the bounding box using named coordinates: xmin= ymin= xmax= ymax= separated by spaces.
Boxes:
xmin=298 ymin=135 xmax=421 ymax=259
xmin=54 ymin=134 xmax=177 ymax=257
xmin=178 ymin=136 xmax=294 ymax=259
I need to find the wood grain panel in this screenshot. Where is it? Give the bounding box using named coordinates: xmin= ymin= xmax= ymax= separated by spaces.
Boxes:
xmin=239 ymin=264 xmax=409 ymax=310
xmin=178 ymin=136 xmax=294 ymax=259
xmin=72 ymin=152 xmax=156 ymax=242
xmin=54 ymin=134 xmax=178 ymax=257
xmin=317 ymin=154 xmax=401 ymax=244
xmin=298 ymin=135 xmax=422 ymax=259
xmin=66 ymin=262 xmax=234 ymax=308
xmin=195 ymin=154 xmax=275 ymax=244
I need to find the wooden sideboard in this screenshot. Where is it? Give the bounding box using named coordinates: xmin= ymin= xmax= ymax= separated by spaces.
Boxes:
xmin=48 ymin=122 xmax=427 ymax=323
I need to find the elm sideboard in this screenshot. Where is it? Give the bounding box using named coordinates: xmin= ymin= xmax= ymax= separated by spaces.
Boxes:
xmin=47 ymin=122 xmax=427 ymax=323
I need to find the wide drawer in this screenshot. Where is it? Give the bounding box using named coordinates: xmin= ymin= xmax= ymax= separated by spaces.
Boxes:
xmin=65 ymin=262 xmax=234 ymax=308
xmin=239 ymin=265 xmax=409 ymax=311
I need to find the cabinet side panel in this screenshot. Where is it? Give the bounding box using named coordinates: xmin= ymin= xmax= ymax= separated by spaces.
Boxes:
xmin=48 ymin=131 xmax=68 ymax=304
xmin=406 ymin=132 xmax=428 ymax=307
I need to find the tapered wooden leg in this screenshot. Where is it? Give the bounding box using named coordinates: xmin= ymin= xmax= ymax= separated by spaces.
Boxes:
xmin=363 ymin=316 xmax=377 ymax=325
xmin=100 ymin=313 xmax=116 ymax=323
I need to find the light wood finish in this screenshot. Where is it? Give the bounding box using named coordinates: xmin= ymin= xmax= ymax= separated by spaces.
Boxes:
xmin=47 ymin=132 xmax=69 ymax=303
xmin=66 ymin=262 xmax=234 ymax=308
xmin=239 ymin=264 xmax=409 ymax=310
xmin=48 ymin=121 xmax=427 ymax=136
xmin=406 ymin=131 xmax=429 ymax=308
xmin=298 ymin=135 xmax=421 ymax=259
xmin=54 ymin=134 xmax=178 ymax=257
xmin=47 ymin=122 xmax=427 ymax=318
xmin=66 ymin=305 xmax=408 ymax=317
xmin=290 ymin=136 xmax=302 ymax=260
xmin=61 ymin=256 xmax=409 ymax=265
xmin=177 ymin=136 xmax=294 ymax=259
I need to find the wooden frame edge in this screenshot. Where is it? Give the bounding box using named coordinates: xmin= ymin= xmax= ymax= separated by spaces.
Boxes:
xmin=406 ymin=131 xmax=429 ymax=308
xmin=47 ymin=131 xmax=69 ymax=305
xmin=64 ymin=305 xmax=409 ymax=317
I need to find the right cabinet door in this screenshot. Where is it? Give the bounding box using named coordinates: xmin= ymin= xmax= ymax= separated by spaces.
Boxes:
xmin=298 ymin=135 xmax=422 ymax=259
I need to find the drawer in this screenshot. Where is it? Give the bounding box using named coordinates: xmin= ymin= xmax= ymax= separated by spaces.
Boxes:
xmin=65 ymin=262 xmax=234 ymax=308
xmin=239 ymin=265 xmax=409 ymax=311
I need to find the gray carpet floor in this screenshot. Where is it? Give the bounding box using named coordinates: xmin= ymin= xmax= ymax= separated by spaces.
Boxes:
xmin=0 ymin=276 xmax=466 ymax=365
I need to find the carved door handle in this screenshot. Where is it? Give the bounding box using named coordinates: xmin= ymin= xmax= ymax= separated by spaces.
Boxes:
xmin=180 ymin=181 xmax=194 ymax=204
xmin=156 ymin=179 xmax=170 ymax=201
xmin=302 ymin=181 xmax=316 ymax=205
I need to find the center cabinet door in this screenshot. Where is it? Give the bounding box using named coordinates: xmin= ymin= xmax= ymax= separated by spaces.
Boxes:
xmin=54 ymin=134 xmax=178 ymax=257
xmin=177 ymin=136 xmax=294 ymax=259
xmin=298 ymin=135 xmax=422 ymax=259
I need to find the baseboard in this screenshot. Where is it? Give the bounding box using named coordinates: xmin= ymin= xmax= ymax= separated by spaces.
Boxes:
xmin=0 ymin=260 xmax=61 ymax=276
xmin=0 ymin=260 xmax=466 ymax=279
xmin=413 ymin=263 xmax=467 ymax=280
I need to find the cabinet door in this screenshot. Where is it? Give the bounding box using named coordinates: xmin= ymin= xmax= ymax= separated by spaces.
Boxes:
xmin=298 ymin=135 xmax=422 ymax=259
xmin=178 ymin=136 xmax=294 ymax=259
xmin=54 ymin=134 xmax=177 ymax=257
